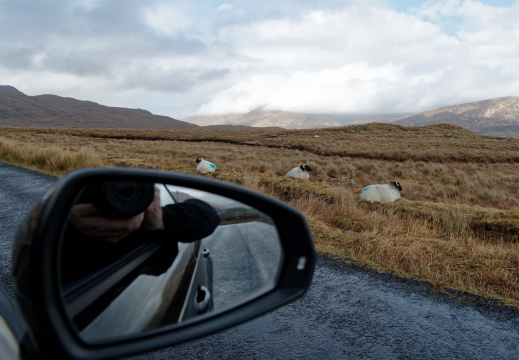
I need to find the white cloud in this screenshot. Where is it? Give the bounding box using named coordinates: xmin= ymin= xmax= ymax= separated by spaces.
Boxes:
xmin=1 ymin=0 xmax=519 ymax=117
xmin=193 ymin=1 xmax=519 ymax=114
xmin=197 ymin=63 xmax=407 ymax=114
xmin=215 ymin=4 xmax=233 ymax=12
xmin=144 ymin=4 xmax=195 ymax=36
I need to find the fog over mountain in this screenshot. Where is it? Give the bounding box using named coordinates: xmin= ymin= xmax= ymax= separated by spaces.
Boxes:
xmin=182 ymin=110 xmax=342 ymax=129
xmin=185 ymin=98 xmax=519 ymax=138
xmin=183 ymin=111 xmax=415 ymax=129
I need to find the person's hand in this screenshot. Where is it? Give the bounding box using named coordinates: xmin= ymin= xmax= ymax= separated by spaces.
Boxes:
xmin=142 ymin=187 xmax=165 ymax=231
xmin=70 ymin=203 xmax=145 ymax=243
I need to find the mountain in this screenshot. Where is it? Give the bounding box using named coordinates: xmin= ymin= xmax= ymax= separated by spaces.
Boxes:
xmin=182 ymin=110 xmax=342 ymax=129
xmin=202 ymin=124 xmax=283 ymax=130
xmin=302 ymin=112 xmax=412 ymax=125
xmin=3 ymin=85 xmax=519 ymax=137
xmin=0 ymin=85 xmax=198 ymax=130
xmin=389 ymin=97 xmax=519 ymax=138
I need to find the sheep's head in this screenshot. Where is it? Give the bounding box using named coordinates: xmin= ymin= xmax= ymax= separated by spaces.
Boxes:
xmin=304 ymin=164 xmax=312 ymax=172
xmin=196 ymin=157 xmax=203 ymax=164
xmin=390 ymin=181 xmax=402 ymax=191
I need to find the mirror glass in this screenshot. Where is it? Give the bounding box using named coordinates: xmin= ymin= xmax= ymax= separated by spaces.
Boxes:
xmin=58 ymin=181 xmax=284 ymax=343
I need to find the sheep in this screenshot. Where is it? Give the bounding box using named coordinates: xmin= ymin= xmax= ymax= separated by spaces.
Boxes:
xmin=195 ymin=157 xmax=216 ymax=174
xmin=360 ymin=181 xmax=402 ymax=203
xmin=287 ymin=164 xmax=312 ymax=179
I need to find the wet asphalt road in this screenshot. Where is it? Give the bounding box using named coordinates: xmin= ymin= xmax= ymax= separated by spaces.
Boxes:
xmin=0 ymin=162 xmax=57 ymax=301
xmin=2 ymin=162 xmax=519 ymax=359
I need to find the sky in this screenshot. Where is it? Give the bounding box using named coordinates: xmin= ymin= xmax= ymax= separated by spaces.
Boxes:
xmin=1 ymin=0 xmax=519 ymax=120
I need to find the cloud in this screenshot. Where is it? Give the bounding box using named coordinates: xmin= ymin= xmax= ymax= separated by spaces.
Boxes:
xmin=0 ymin=0 xmax=518 ymax=117
xmin=144 ymin=3 xmax=196 ymax=36
xmin=196 ymin=63 xmax=407 ymax=114
xmin=194 ymin=1 xmax=519 ymax=114
xmin=215 ymin=4 xmax=234 ymax=12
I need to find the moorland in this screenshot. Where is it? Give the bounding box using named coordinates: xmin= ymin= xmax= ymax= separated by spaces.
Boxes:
xmin=1 ymin=123 xmax=518 ymax=307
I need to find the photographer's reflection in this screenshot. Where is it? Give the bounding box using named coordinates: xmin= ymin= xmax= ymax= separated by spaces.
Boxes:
xmin=69 ymin=202 xmax=148 ymax=243
xmin=61 ymin=183 xmax=220 ymax=284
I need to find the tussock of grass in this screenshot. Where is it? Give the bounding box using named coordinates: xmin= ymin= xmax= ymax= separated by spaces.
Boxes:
xmin=386 ymin=200 xmax=519 ymax=243
xmin=1 ymin=125 xmax=519 ymax=307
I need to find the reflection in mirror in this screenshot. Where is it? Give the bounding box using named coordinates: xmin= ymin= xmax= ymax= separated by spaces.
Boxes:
xmin=59 ymin=182 xmax=284 ymax=343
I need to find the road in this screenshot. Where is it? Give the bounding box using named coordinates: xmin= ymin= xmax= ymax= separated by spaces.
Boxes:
xmin=1 ymin=162 xmax=519 ymax=359
xmin=205 ymin=221 xmax=283 ymax=310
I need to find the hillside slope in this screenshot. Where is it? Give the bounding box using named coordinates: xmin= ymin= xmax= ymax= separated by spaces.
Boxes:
xmin=390 ymin=97 xmax=519 ymax=138
xmin=0 ymin=85 xmax=198 ymax=130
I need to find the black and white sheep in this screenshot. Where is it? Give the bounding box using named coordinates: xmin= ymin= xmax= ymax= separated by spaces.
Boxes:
xmin=360 ymin=181 xmax=402 ymax=203
xmin=287 ymin=164 xmax=312 ymax=179
xmin=195 ymin=157 xmax=216 ymax=174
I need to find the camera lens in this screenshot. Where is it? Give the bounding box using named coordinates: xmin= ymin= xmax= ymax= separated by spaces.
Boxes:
xmin=82 ymin=182 xmax=155 ymax=217
xmin=103 ymin=182 xmax=155 ymax=217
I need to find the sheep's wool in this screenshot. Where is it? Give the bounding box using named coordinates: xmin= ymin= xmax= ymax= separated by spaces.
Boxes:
xmin=360 ymin=184 xmax=401 ymax=203
xmin=196 ymin=159 xmax=216 ymax=174
xmin=287 ymin=167 xmax=310 ymax=179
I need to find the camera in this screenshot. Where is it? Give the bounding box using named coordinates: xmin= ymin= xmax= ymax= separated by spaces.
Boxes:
xmin=80 ymin=181 xmax=155 ymax=218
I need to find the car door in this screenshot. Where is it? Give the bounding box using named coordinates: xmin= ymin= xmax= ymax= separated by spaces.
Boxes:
xmin=60 ymin=183 xmax=214 ymax=341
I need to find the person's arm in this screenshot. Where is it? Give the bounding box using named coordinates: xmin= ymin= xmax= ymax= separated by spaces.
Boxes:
xmin=69 ymin=203 xmax=145 ymax=243
xmin=160 ymin=199 xmax=220 ymax=242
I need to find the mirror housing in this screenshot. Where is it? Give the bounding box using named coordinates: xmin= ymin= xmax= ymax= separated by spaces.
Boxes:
xmin=12 ymin=168 xmax=315 ymax=359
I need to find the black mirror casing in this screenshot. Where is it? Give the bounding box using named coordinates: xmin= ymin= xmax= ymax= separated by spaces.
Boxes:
xmin=12 ymin=168 xmax=316 ymax=359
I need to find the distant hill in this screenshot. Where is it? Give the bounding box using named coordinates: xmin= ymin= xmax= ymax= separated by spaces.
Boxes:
xmin=182 ymin=110 xmax=342 ymax=129
xmin=202 ymin=124 xmax=283 ymax=130
xmin=303 ymin=112 xmax=412 ymax=125
xmin=389 ymin=97 xmax=519 ymax=139
xmin=0 ymin=85 xmax=199 ymax=130
xmin=3 ymin=85 xmax=518 ymax=137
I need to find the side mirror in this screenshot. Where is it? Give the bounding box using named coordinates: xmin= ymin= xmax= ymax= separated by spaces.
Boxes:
xmin=12 ymin=168 xmax=315 ymax=359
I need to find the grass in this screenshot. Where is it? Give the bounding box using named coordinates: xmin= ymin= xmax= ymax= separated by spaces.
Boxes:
xmin=1 ymin=124 xmax=519 ymax=307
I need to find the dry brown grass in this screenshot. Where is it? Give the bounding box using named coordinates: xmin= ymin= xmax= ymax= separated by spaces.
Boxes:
xmin=0 ymin=134 xmax=106 ymax=174
xmin=1 ymin=124 xmax=519 ymax=307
